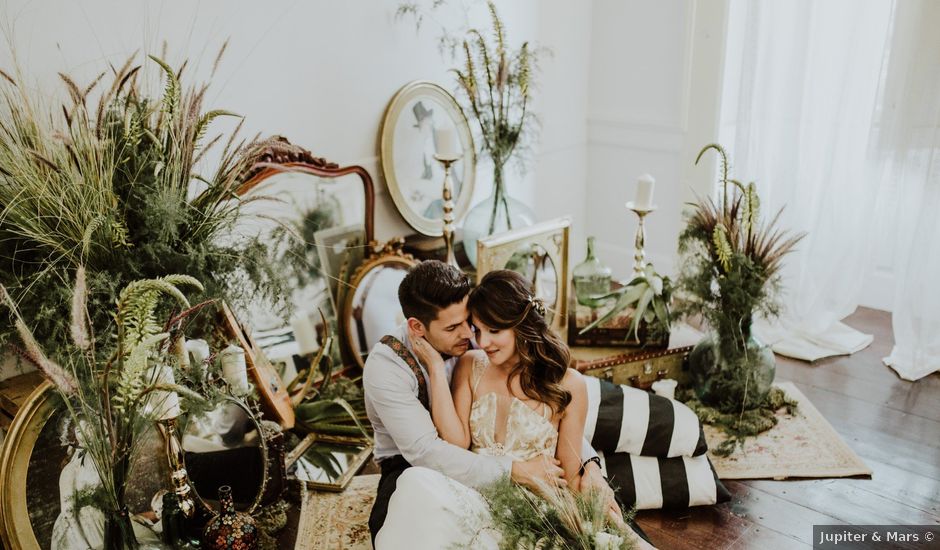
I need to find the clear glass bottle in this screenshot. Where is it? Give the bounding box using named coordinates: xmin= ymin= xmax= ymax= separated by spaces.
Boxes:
xmin=573 ymin=237 xmax=612 ymax=307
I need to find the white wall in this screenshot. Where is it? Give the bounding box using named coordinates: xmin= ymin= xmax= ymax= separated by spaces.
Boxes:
xmin=0 ymin=0 xmax=592 ymax=247
xmin=585 ymin=0 xmax=695 ymax=279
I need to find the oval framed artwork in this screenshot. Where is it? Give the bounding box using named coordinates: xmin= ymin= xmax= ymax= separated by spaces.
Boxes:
xmin=380 ymin=81 xmax=476 ymax=236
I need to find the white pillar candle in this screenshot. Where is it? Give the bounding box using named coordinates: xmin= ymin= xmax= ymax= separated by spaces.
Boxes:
xmin=186 ymin=339 xmax=210 ymax=376
xmin=291 ymin=312 xmax=320 ymax=355
xmin=220 ymin=344 xmax=250 ymax=395
xmin=150 ymin=364 xmax=181 ymax=420
xmin=651 ymin=378 xmax=678 ymax=400
xmin=433 ymin=126 xmax=460 ymax=159
xmin=635 ymin=173 xmax=656 ymax=209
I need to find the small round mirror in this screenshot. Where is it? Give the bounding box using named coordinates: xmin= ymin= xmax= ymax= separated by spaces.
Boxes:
xmin=505 ymin=243 xmax=558 ymax=324
xmin=179 ymin=396 xmax=267 ymax=514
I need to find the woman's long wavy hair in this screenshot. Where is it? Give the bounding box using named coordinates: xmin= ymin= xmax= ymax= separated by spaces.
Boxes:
xmin=468 ymin=270 xmax=572 ymax=414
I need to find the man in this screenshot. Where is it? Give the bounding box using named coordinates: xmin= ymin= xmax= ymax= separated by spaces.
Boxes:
xmin=363 ymin=261 xmax=623 ymax=543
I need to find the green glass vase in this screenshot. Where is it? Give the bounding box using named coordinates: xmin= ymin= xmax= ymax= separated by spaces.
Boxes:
xmin=572 ymin=236 xmax=613 ymax=307
xmin=688 ymin=324 xmax=776 ymax=411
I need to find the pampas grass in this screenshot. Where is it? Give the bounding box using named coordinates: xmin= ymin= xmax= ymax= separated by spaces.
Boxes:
xmin=0 ymin=47 xmax=287 ymax=359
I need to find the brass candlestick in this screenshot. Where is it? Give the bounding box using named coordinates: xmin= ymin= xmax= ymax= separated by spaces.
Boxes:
xmin=626 ymin=201 xmax=657 ymax=277
xmin=158 ymin=417 xmax=197 ymax=518
xmin=434 ymin=153 xmax=462 ymax=269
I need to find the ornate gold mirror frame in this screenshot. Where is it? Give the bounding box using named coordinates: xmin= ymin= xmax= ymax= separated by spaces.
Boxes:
xmin=0 ymin=381 xmax=54 ymax=550
xmin=341 ymin=240 xmax=418 ymax=369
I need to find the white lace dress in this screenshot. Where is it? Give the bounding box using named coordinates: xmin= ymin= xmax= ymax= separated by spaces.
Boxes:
xmin=375 ymin=355 xmax=559 ymax=549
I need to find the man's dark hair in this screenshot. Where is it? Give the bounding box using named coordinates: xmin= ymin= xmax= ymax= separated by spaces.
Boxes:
xmin=398 ymin=260 xmax=472 ymax=327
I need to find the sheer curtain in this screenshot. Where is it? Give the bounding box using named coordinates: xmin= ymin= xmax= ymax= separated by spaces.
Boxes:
xmin=877 ymin=1 xmax=940 ymax=380
xmin=718 ymin=0 xmax=940 ymax=380
xmin=718 ymin=0 xmax=891 ymax=362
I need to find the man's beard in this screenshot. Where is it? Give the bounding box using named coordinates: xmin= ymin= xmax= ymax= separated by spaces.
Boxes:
xmin=440 ymin=340 xmax=471 ymax=360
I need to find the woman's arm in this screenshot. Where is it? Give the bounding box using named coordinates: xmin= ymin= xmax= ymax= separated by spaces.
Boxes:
xmin=411 ymin=332 xmax=473 ymax=448
xmin=556 ymin=368 xmax=589 ymax=490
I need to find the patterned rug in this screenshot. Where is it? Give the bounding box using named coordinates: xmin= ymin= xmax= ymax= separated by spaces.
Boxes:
xmin=705 ymin=382 xmax=872 ymax=480
xmin=297 ymin=474 xmax=378 ymax=549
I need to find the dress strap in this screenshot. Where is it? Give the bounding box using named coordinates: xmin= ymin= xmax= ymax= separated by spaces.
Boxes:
xmin=470 ymin=355 xmax=489 ymax=396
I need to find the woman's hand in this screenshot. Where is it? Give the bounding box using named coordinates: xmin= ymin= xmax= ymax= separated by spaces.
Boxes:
xmin=408 ymin=331 xmax=445 ymax=374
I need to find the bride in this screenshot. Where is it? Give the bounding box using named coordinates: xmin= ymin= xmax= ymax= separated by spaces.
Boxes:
xmin=377 ymin=270 xmax=654 ymax=549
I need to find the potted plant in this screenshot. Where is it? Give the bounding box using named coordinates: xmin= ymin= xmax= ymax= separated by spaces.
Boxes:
xmin=676 ymin=144 xmax=805 ymax=411
xmin=1 ymin=273 xmax=207 ymax=549
xmin=578 ymin=263 xmax=674 ymax=348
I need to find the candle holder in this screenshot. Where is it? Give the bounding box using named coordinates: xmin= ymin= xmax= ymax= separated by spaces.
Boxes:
xmin=626 ymin=201 xmax=657 ymax=277
xmin=158 ymin=417 xmax=197 ymax=518
xmin=434 ymin=153 xmax=462 ymax=269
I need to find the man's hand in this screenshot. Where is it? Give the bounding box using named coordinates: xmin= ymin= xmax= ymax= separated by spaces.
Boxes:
xmin=511 ymin=455 xmax=567 ymax=491
xmin=408 ymin=330 xmax=445 ymax=374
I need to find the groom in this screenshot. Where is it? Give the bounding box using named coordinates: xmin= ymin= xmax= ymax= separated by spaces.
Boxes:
xmin=363 ymin=260 xmax=619 ymax=544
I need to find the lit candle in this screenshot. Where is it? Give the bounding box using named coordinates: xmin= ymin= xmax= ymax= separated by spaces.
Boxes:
xmin=433 ymin=126 xmax=460 ymax=159
xmin=220 ymin=344 xmax=250 ymax=395
xmin=291 ymin=312 xmax=319 ymax=355
xmin=635 ymin=174 xmax=656 ymax=209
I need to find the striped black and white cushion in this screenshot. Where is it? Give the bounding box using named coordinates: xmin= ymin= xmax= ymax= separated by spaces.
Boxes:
xmin=599 ymin=451 xmax=731 ymax=510
xmin=583 ymin=376 xmax=707 ymax=458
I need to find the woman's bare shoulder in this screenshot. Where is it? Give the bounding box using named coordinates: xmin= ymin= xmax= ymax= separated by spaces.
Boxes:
xmin=561 ymin=367 xmax=587 ymax=394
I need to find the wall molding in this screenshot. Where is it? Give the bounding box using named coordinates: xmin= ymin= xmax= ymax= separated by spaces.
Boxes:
xmin=587 ymin=115 xmax=686 ymax=154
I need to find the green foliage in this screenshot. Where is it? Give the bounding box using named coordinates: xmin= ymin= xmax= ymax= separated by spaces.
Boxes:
xmin=269 ymin=201 xmax=337 ymax=289
xmin=452 ymin=2 xmax=536 ymax=170
xmin=475 ymin=477 xmax=636 ymax=550
xmin=678 ymin=387 xmax=798 ymax=457
xmin=677 ymin=144 xmax=805 ymax=358
xmin=1 ymin=272 xmax=207 ymax=520
xmin=397 ymin=1 xmax=541 ymax=170
xmin=0 ymin=50 xmax=288 ymax=361
xmin=580 ymin=263 xmax=674 ymax=345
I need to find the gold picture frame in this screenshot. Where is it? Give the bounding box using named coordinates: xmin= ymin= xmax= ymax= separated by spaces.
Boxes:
xmin=380 ymin=81 xmax=476 ymax=237
xmin=286 ymin=433 xmax=373 ymax=492
xmin=476 ymin=216 xmax=571 ymax=332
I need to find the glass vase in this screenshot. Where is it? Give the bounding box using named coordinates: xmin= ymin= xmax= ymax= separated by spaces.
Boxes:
xmin=103 ymin=507 xmax=139 ymax=550
xmin=572 ymin=236 xmax=613 ymax=307
xmin=688 ymin=323 xmax=776 ymax=411
xmin=202 ymin=485 xmax=259 ymax=550
xmin=462 ymin=162 xmax=536 ymax=267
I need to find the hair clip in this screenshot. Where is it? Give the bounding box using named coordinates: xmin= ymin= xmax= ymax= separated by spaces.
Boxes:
xmin=528 ymin=295 xmax=546 ymax=316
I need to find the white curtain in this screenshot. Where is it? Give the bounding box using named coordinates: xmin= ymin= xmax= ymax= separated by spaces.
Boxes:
xmin=877 ymin=1 xmax=940 ymax=380
xmin=718 ymin=0 xmax=891 ymax=362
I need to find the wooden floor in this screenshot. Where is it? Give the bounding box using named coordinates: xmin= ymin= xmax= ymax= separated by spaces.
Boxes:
xmin=635 ymin=308 xmax=940 ymax=549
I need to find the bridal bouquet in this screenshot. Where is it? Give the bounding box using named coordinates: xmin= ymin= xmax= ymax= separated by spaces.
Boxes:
xmin=477 ymin=477 xmax=637 ymax=550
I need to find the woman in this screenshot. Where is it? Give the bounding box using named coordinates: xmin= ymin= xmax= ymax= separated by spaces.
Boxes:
xmin=377 ymin=270 xmax=653 ymax=549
